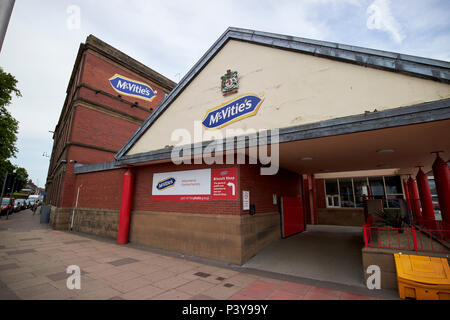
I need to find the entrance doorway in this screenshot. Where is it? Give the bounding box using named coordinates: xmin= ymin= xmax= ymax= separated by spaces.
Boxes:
xmin=243 ymin=225 xmax=365 ymax=287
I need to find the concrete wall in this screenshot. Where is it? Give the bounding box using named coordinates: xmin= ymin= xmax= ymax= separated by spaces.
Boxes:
xmin=129 ymin=210 xmax=280 ymax=265
xmin=317 ymin=208 xmax=365 ymax=226
xmin=49 ymin=205 xmax=119 ymax=239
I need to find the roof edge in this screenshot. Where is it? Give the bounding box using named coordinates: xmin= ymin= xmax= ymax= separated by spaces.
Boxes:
xmin=115 ymin=27 xmax=450 ymax=160
xmin=115 ymin=98 xmax=450 ymax=166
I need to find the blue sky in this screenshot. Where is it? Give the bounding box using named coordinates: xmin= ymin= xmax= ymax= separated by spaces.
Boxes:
xmin=0 ymin=0 xmax=449 ymax=187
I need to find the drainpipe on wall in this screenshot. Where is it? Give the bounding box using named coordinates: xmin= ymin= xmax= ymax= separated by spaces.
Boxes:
xmin=117 ymin=169 xmax=134 ymax=245
xmin=70 ymin=184 xmax=82 ymax=231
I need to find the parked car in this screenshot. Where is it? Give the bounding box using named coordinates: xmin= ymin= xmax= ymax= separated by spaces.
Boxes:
xmin=14 ymin=199 xmax=26 ymax=211
xmin=28 ymin=195 xmax=40 ymax=207
xmin=1 ymin=198 xmax=14 ymax=216
xmin=13 ymin=201 xmax=20 ymax=212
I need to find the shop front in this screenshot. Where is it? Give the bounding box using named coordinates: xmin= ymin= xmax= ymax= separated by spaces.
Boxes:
xmin=67 ymin=27 xmax=449 ymax=270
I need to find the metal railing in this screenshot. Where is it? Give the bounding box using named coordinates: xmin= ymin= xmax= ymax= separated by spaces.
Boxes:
xmin=363 ymin=224 xmax=450 ymax=253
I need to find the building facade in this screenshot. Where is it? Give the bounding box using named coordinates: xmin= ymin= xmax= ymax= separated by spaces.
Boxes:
xmin=48 ymin=28 xmax=450 ymax=267
xmin=45 ymin=35 xmax=176 ymax=219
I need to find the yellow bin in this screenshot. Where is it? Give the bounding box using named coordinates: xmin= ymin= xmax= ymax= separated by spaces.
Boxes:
xmin=394 ymin=253 xmax=450 ymax=300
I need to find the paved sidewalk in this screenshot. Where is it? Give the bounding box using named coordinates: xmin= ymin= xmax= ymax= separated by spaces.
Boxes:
xmin=0 ymin=209 xmax=395 ymax=300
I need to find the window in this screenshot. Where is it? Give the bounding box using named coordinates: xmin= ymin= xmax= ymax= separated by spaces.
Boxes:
xmin=325 ymin=179 xmax=339 ymax=207
xmin=354 ymin=178 xmax=369 ymax=208
xmin=325 ymin=179 xmax=338 ymax=195
xmin=429 ymin=179 xmax=437 ymax=197
xmin=368 ymin=177 xmax=385 ymax=200
xmin=324 ymin=176 xmax=404 ymax=208
xmin=384 ymin=176 xmax=403 ymax=208
xmin=384 ymin=176 xmax=402 ymax=194
xmin=339 ymin=178 xmax=354 ymax=207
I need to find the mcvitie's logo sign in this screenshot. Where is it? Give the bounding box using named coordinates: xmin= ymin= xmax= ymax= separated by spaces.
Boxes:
xmin=109 ymin=74 xmax=156 ymax=102
xmin=156 ymin=177 xmax=176 ymax=190
xmin=202 ymin=94 xmax=264 ymax=129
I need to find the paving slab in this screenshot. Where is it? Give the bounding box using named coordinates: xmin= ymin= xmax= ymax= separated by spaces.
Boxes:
xmin=0 ymin=210 xmax=397 ymax=300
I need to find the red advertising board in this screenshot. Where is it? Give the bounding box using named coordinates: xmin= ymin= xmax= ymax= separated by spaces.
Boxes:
xmin=211 ymin=168 xmax=238 ymax=200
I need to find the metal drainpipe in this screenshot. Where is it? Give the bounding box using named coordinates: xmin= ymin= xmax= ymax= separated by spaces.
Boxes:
xmin=117 ymin=169 xmax=134 ymax=245
xmin=70 ymin=184 xmax=82 ymax=231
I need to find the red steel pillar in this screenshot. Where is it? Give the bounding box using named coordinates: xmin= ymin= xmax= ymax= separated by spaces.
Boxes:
xmin=310 ymin=175 xmax=318 ymax=225
xmin=416 ymin=168 xmax=436 ymax=229
xmin=432 ymin=153 xmax=450 ymax=235
xmin=408 ymin=176 xmax=422 ymax=224
xmin=403 ymin=179 xmax=412 ymax=212
xmin=117 ymin=169 xmax=134 ymax=245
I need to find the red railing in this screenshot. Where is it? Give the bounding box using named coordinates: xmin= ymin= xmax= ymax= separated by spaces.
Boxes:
xmin=363 ymin=224 xmax=450 ymax=253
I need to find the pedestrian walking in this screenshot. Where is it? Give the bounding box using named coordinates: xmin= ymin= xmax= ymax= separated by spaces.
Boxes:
xmin=32 ymin=201 xmax=38 ymax=215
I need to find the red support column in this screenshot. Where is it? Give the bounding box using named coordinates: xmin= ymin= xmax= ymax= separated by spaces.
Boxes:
xmin=309 ymin=175 xmax=318 ymax=225
xmin=416 ymin=168 xmax=436 ymax=229
xmin=432 ymin=153 xmax=450 ymax=237
xmin=117 ymin=169 xmax=134 ymax=245
xmin=408 ymin=176 xmax=422 ymax=224
xmin=403 ymin=179 xmax=412 ymax=212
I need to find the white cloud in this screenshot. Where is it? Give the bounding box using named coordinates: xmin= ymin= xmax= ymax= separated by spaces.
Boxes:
xmin=366 ymin=0 xmax=405 ymax=43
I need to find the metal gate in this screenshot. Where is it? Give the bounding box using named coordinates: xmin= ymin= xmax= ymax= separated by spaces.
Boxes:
xmin=280 ymin=197 xmax=305 ymax=238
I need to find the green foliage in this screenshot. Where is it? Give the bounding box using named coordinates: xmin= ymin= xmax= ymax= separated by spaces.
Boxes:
xmin=0 ymin=104 xmax=19 ymax=160
xmin=0 ymin=159 xmax=14 ymax=183
xmin=0 ymin=67 xmax=21 ymax=107
xmin=14 ymin=167 xmax=28 ymax=191
xmin=0 ymin=67 xmax=21 ymax=161
xmin=0 ymin=161 xmax=29 ymax=194
xmin=0 ymin=67 xmax=28 ymax=195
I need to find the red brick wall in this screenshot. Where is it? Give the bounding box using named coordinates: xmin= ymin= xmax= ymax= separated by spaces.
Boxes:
xmin=72 ymin=168 xmax=126 ymax=210
xmin=67 ymin=145 xmax=115 ymax=164
xmin=240 ymin=165 xmax=302 ymax=214
xmin=81 ymin=52 xmax=166 ymax=110
xmin=69 ymin=163 xmax=302 ymax=216
xmin=48 ymin=48 xmax=173 ymax=210
xmin=315 ymin=178 xmax=326 ymax=208
xmin=132 ymin=163 xmax=241 ymax=215
xmin=58 ymin=146 xmax=118 ymax=207
xmin=70 ymin=105 xmax=141 ymax=152
xmin=77 ymin=86 xmax=150 ymax=119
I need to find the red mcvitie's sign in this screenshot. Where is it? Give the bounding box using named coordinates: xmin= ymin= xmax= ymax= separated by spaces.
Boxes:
xmin=211 ymin=168 xmax=237 ymax=200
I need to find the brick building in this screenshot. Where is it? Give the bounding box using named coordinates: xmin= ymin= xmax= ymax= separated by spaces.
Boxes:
xmin=48 ymin=28 xmax=450 ymax=272
xmin=45 ymin=35 xmax=176 ymax=211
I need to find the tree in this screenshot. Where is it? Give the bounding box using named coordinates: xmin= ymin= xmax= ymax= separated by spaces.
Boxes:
xmin=0 ymin=67 xmax=25 ymax=196
xmin=0 ymin=67 xmax=21 ymax=161
xmin=14 ymin=167 xmax=28 ymax=191
xmin=0 ymin=161 xmax=28 ymax=194
xmin=0 ymin=159 xmax=15 ymax=191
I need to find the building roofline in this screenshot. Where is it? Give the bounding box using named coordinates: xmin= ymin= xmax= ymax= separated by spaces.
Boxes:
xmin=84 ymin=35 xmax=177 ymax=91
xmin=115 ymin=27 xmax=450 ymax=160
xmin=111 ymin=98 xmax=450 ymax=167
xmin=53 ymin=35 xmax=177 ymax=136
